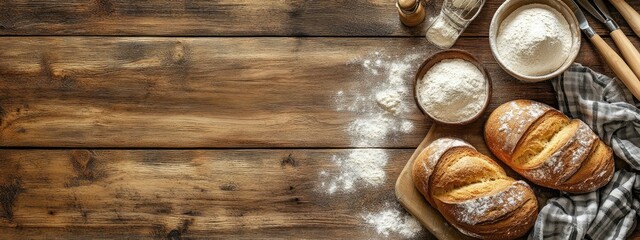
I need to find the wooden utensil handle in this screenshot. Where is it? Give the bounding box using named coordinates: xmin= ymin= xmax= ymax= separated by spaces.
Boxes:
xmin=609 ymin=0 xmax=640 ymax=38
xmin=590 ymin=34 xmax=640 ymax=100
xmin=611 ymin=29 xmax=640 ymax=79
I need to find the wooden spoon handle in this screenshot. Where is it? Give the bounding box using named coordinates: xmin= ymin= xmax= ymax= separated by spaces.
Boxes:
xmin=609 ymin=0 xmax=640 ymax=38
xmin=590 ymin=34 xmax=640 ymax=100
xmin=611 ymin=29 xmax=640 ymax=79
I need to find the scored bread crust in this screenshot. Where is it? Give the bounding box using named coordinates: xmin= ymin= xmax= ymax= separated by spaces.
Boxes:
xmin=412 ymin=138 xmax=538 ymax=240
xmin=484 ymin=99 xmax=614 ymax=193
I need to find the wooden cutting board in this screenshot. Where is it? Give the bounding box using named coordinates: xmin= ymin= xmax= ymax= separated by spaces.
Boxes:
xmin=395 ymin=119 xmax=557 ymax=240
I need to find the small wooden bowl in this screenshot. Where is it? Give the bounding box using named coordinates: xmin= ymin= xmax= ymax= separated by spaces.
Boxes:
xmin=489 ymin=0 xmax=581 ymax=82
xmin=413 ymin=50 xmax=492 ymax=126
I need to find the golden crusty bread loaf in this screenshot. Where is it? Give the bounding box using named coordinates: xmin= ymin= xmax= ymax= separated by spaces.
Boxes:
xmin=484 ymin=99 xmax=614 ymax=193
xmin=413 ymin=138 xmax=538 ymax=240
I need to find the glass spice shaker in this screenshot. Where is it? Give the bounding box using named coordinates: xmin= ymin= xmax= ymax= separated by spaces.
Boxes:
xmin=397 ymin=0 xmax=426 ymax=27
xmin=425 ymin=0 xmax=485 ymax=49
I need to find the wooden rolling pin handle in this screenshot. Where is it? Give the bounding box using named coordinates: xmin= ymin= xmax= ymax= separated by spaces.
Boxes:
xmin=610 ymin=29 xmax=640 ymax=79
xmin=609 ymin=0 xmax=640 ymax=38
xmin=590 ymin=34 xmax=640 ymax=100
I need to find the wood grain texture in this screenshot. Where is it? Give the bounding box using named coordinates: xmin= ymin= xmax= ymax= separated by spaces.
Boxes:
xmin=0 ymin=149 xmax=432 ymax=239
xmin=0 ymin=0 xmax=638 ymax=36
xmin=0 ymin=36 xmax=628 ymax=148
xmin=2 ymin=0 xmax=637 ymax=239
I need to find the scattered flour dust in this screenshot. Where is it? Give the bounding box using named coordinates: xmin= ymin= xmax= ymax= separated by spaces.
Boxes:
xmin=318 ymin=50 xmax=428 ymax=238
xmin=322 ymin=149 xmax=388 ymax=194
xmin=335 ymin=51 xmax=423 ymax=147
xmin=321 ymin=50 xmax=426 ymax=194
xmin=363 ymin=207 xmax=423 ymax=238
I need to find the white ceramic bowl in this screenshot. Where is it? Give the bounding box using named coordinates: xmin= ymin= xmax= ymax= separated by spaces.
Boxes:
xmin=489 ymin=0 xmax=581 ymax=82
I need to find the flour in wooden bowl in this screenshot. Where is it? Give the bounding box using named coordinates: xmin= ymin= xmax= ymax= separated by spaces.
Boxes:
xmin=417 ymin=58 xmax=487 ymax=123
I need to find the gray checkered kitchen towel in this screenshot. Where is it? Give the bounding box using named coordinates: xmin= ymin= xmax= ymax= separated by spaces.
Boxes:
xmin=529 ymin=63 xmax=640 ymax=240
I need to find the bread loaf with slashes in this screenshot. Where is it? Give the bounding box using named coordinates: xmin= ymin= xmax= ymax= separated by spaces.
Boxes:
xmin=413 ymin=137 xmax=538 ymax=240
xmin=484 ymin=99 xmax=614 ymax=193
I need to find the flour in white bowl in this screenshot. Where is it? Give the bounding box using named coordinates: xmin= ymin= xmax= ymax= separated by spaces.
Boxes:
xmin=496 ymin=4 xmax=572 ymax=76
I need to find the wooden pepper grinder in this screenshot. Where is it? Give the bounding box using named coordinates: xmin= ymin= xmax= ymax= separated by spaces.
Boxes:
xmin=397 ymin=0 xmax=426 ymax=27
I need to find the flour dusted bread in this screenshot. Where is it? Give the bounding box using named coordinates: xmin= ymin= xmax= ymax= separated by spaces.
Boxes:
xmin=484 ymin=100 xmax=614 ymax=193
xmin=412 ymin=138 xmax=537 ymax=240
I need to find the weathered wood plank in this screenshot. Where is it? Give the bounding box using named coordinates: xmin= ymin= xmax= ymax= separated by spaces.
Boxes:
xmin=0 ymin=149 xmax=432 ymax=239
xmin=0 ymin=0 xmax=638 ymax=36
xmin=0 ymin=37 xmax=627 ymax=148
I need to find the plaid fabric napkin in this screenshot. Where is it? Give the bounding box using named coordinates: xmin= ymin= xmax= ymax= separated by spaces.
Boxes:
xmin=529 ymin=63 xmax=640 ymax=240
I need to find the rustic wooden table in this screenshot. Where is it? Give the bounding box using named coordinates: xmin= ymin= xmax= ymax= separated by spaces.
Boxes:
xmin=1 ymin=0 xmax=639 ymax=239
